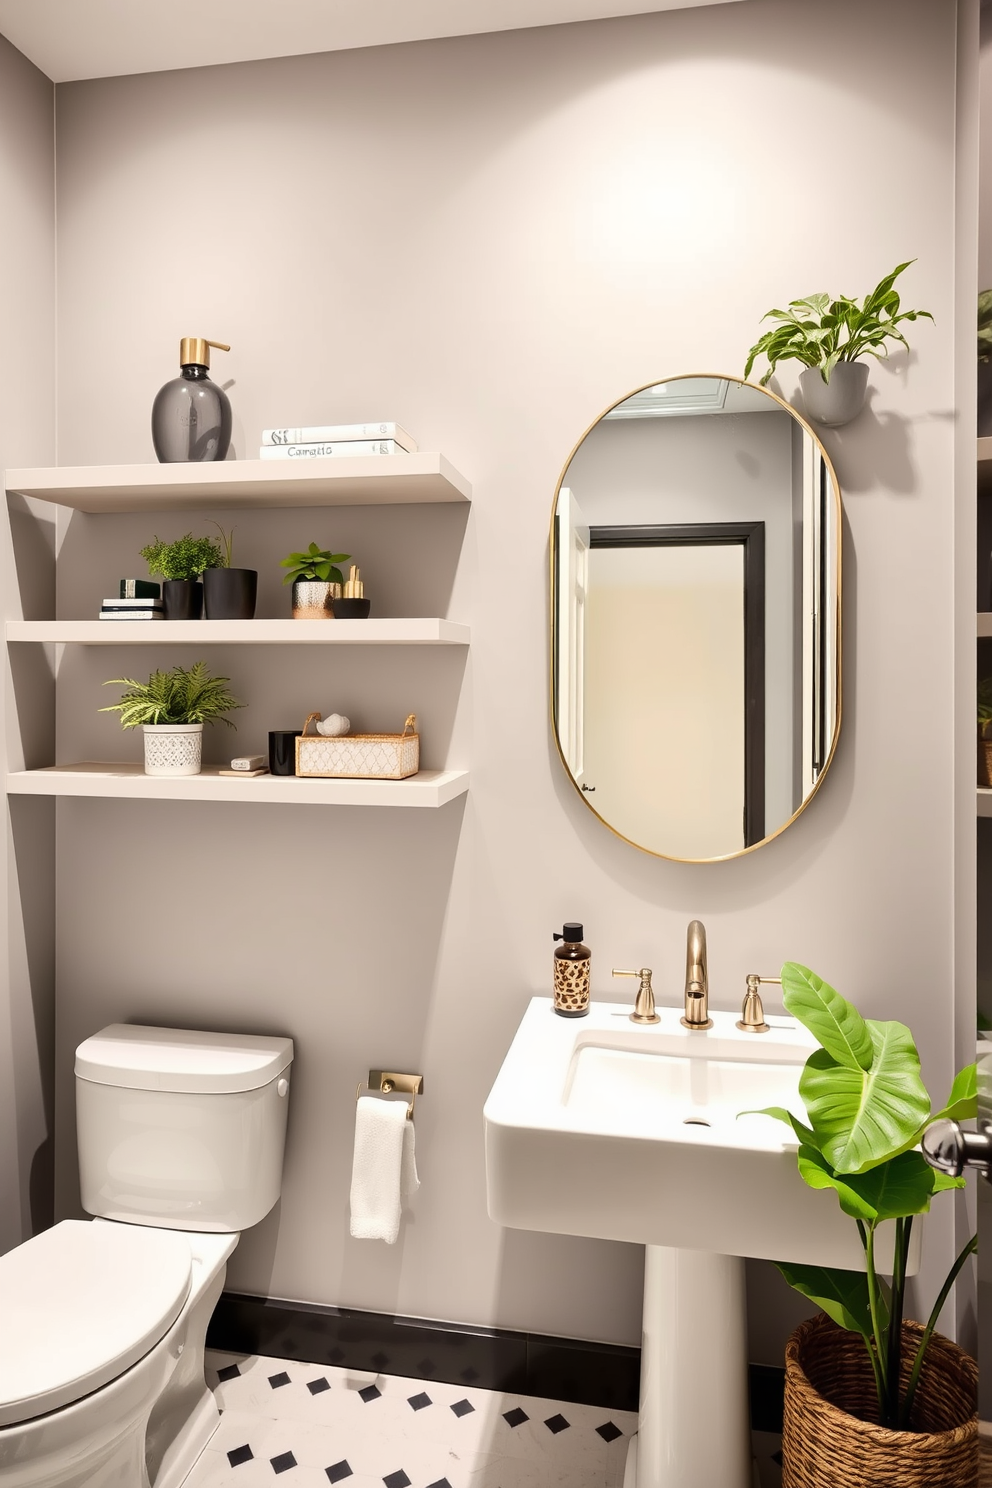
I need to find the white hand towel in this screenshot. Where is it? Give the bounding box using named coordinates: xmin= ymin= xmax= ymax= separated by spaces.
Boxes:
xmin=349 ymin=1096 xmax=420 ymax=1244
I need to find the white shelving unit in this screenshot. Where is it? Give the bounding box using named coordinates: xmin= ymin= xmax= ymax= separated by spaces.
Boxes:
xmin=7 ymin=618 xmax=470 ymax=646
xmin=3 ymin=457 xmax=472 ymax=808
xmin=7 ymin=763 xmax=469 ymax=808
xmin=5 ymin=453 xmax=470 ymax=512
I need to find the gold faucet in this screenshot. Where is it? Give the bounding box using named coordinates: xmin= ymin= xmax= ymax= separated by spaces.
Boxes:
xmin=682 ymin=920 xmax=712 ymax=1030
xmin=612 ymin=967 xmax=660 ymax=1025
xmin=737 ymin=975 xmax=780 ymax=1033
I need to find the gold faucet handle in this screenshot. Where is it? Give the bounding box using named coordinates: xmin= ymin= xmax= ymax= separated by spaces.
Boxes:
xmin=737 ymin=974 xmax=780 ymax=1033
xmin=612 ymin=967 xmax=660 ymax=1026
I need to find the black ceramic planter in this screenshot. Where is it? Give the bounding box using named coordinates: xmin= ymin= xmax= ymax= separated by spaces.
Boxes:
xmin=332 ymin=598 xmax=371 ymax=619
xmin=203 ymin=568 xmax=258 ymax=620
xmin=162 ymin=580 xmax=203 ymax=620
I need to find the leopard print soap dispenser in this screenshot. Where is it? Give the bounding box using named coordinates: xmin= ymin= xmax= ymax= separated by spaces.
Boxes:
xmin=552 ymin=922 xmax=591 ymax=1017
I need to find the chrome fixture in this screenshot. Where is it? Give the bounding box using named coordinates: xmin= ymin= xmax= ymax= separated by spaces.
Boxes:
xmin=737 ymin=974 xmax=779 ymax=1034
xmin=922 ymin=1119 xmax=992 ymax=1182
xmin=682 ymin=920 xmax=711 ymax=1030
xmin=612 ymin=967 xmax=659 ymax=1025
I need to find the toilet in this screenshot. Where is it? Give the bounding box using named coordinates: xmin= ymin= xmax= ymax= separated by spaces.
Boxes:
xmin=0 ymin=1023 xmax=294 ymax=1488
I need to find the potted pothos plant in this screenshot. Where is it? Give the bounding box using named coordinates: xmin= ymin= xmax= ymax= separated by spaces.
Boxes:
xmin=280 ymin=542 xmax=350 ymax=619
xmin=979 ymin=678 xmax=992 ymax=788
xmin=201 ymin=523 xmax=258 ymax=621
xmin=100 ymin=661 xmax=243 ymax=776
xmin=753 ymin=964 xmax=977 ymax=1487
xmin=140 ymin=532 xmax=223 ymax=620
xmin=743 ymin=262 xmax=932 ymax=427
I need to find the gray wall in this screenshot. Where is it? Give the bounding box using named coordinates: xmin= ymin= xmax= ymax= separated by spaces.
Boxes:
xmin=31 ymin=0 xmax=970 ymax=1361
xmin=0 ymin=32 xmax=56 ymax=1250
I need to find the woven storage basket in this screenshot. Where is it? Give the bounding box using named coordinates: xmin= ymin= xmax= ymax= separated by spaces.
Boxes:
xmin=295 ymin=712 xmax=420 ymax=780
xmin=782 ymin=1313 xmax=977 ymax=1488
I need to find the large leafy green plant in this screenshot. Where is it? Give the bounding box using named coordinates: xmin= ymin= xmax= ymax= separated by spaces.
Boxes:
xmin=754 ymin=964 xmax=976 ymax=1431
xmin=280 ymin=542 xmax=350 ymax=586
xmin=99 ymin=661 xmax=243 ymax=728
xmin=743 ymin=262 xmax=932 ymax=387
xmin=140 ymin=533 xmax=224 ymax=582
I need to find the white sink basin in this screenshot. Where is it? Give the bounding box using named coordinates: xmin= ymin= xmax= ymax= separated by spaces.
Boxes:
xmin=485 ymin=997 xmax=867 ymax=1270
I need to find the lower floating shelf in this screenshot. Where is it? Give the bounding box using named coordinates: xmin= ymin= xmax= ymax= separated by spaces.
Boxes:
xmin=6 ymin=763 xmax=469 ymax=808
xmin=979 ymin=788 xmax=992 ymax=818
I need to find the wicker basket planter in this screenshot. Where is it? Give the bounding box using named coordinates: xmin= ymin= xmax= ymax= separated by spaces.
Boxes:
xmin=782 ymin=1313 xmax=977 ymax=1488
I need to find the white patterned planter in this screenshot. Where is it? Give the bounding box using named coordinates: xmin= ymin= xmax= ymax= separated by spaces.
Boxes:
xmin=142 ymin=723 xmax=203 ymax=776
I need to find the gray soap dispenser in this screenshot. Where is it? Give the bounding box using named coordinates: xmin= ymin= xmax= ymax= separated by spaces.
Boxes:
xmin=152 ymin=338 xmax=232 ymax=463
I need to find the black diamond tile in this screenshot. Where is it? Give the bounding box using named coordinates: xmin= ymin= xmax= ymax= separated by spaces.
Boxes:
xmin=426 ymin=1480 xmax=453 ymax=1488
xmin=326 ymin=1464 xmax=353 ymax=1484
xmin=383 ymin=1473 xmax=411 ymax=1488
xmin=503 ymin=1407 xmax=529 ymax=1428
xmin=216 ymin=1363 xmax=241 ymax=1382
xmin=371 ymin=1351 xmax=389 ymax=1370
xmin=596 ymin=1421 xmax=623 ymax=1443
xmin=308 ymin=1377 xmax=331 ymax=1396
xmin=408 ymin=1391 xmax=432 ymax=1411
xmin=545 ymin=1413 xmax=570 ymax=1434
xmin=271 ymin=1452 xmax=297 ymax=1474
xmin=227 ymin=1444 xmax=254 ymax=1467
xmin=268 ymin=1371 xmax=291 ymax=1389
xmin=359 ymin=1384 xmax=382 ymax=1403
xmin=450 ymin=1398 xmax=475 ymax=1418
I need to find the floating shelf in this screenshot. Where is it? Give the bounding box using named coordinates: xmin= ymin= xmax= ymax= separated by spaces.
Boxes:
xmin=6 ymin=763 xmax=469 ymax=808
xmin=979 ymin=614 xmax=992 ymax=638
xmin=4 ymin=454 xmax=471 ymax=513
xmin=979 ymin=788 xmax=992 ymax=818
xmin=7 ymin=618 xmax=470 ymax=646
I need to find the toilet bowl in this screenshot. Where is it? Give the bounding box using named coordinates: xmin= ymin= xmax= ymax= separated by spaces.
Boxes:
xmin=0 ymin=1024 xmax=293 ymax=1487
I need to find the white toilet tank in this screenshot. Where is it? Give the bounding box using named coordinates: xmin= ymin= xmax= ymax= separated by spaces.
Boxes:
xmin=75 ymin=1024 xmax=294 ymax=1232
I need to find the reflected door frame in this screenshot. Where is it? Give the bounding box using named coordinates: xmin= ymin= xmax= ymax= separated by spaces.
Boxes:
xmin=589 ymin=522 xmax=766 ymax=849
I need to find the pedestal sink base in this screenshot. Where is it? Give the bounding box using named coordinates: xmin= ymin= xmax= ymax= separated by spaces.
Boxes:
xmin=627 ymin=1245 xmax=751 ymax=1488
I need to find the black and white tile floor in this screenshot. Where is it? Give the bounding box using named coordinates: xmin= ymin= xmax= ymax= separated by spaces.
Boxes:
xmin=182 ymin=1351 xmax=639 ymax=1487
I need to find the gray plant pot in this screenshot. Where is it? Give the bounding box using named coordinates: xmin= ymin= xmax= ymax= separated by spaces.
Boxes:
xmin=292 ymin=579 xmax=342 ymax=619
xmin=799 ymin=362 xmax=869 ymax=427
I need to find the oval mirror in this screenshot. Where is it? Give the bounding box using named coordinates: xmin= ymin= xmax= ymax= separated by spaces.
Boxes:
xmin=551 ymin=375 xmax=841 ymax=863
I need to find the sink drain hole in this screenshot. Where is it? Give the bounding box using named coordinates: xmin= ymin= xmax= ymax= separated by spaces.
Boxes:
xmin=683 ymin=1118 xmax=711 ymax=1128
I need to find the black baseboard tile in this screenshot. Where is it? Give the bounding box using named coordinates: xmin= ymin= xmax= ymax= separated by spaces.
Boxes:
xmin=207 ymin=1290 xmax=786 ymax=1428
xmin=207 ymin=1291 xmax=635 ymax=1410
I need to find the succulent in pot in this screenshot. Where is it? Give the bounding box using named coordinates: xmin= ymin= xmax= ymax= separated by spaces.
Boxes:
xmin=281 ymin=542 xmax=350 ymax=619
xmin=139 ymin=532 xmax=224 ymax=620
xmin=743 ymin=262 xmax=933 ymax=427
xmin=100 ymin=661 xmax=243 ymax=776
xmin=201 ymin=523 xmax=257 ymax=621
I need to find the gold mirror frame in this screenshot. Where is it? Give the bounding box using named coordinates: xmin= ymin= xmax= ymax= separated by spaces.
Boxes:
xmin=549 ymin=373 xmax=843 ymax=864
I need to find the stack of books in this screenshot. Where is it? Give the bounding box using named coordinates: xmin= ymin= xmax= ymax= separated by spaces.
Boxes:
xmin=259 ymin=421 xmax=418 ymax=461
xmin=99 ymin=581 xmax=163 ymax=621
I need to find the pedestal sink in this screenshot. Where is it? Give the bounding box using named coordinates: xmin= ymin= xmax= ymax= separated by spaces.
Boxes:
xmin=484 ymin=999 xmax=918 ymax=1488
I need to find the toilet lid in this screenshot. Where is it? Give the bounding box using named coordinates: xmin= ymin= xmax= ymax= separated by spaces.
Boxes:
xmin=0 ymin=1220 xmax=192 ymax=1427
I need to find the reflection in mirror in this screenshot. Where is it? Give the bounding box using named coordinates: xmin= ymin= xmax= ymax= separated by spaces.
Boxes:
xmin=552 ymin=376 xmax=840 ymax=863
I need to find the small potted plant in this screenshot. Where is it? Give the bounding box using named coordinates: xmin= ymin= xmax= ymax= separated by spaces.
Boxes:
xmin=743 ymin=262 xmax=933 ymax=427
xmin=752 ymin=964 xmax=977 ymax=1486
xmin=979 ymin=678 xmax=992 ymax=787
xmin=140 ymin=533 xmax=224 ymax=619
xmin=978 ymin=290 xmax=992 ymax=437
xmin=100 ymin=661 xmax=243 ymax=776
xmin=280 ymin=542 xmax=350 ymax=619
xmin=201 ymin=524 xmax=258 ymax=621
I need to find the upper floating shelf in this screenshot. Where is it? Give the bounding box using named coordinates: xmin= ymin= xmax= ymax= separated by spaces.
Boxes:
xmin=7 ymin=618 xmax=470 ymax=646
xmin=4 ymin=454 xmax=471 ymax=513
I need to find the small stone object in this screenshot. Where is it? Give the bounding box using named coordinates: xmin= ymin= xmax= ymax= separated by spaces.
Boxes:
xmin=315 ymin=713 xmax=350 ymax=737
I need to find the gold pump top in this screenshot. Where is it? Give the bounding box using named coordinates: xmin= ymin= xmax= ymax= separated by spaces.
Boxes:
xmin=343 ymin=565 xmax=364 ymax=600
xmin=179 ymin=338 xmax=230 ymax=369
